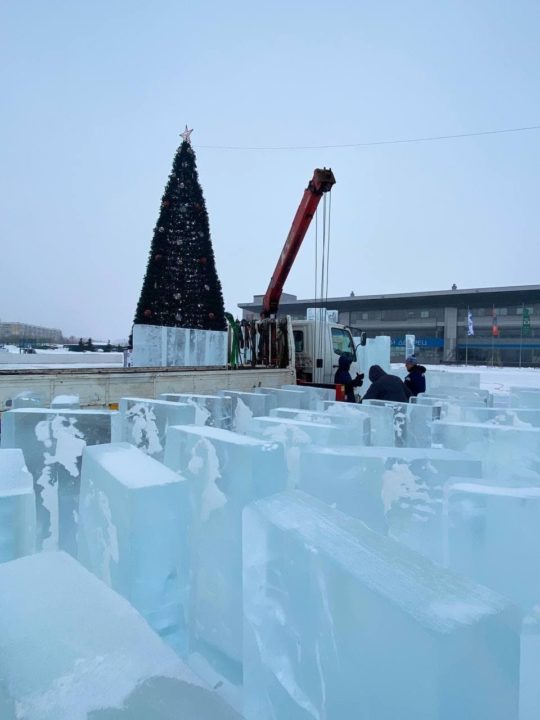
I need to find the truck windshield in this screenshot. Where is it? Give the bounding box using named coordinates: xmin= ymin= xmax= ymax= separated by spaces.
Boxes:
xmin=331 ymin=327 xmax=356 ymax=361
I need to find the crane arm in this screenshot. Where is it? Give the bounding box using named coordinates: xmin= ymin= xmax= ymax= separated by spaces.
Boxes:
xmin=261 ymin=168 xmax=336 ymax=318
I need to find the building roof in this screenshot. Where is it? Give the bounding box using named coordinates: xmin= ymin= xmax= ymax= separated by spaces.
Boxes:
xmin=239 ymin=284 xmax=540 ymax=312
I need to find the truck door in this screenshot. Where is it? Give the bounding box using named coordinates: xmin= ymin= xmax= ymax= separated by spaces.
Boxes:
xmin=326 ymin=325 xmax=359 ymax=384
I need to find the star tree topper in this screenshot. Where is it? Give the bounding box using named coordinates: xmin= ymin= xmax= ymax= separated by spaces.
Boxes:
xmin=180 ymin=125 xmax=193 ymax=144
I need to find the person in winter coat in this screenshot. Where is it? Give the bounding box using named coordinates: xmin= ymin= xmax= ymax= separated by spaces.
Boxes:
xmin=404 ymin=355 xmax=426 ymax=397
xmin=362 ymin=364 xmax=410 ymax=403
xmin=334 ymin=354 xmax=364 ymax=402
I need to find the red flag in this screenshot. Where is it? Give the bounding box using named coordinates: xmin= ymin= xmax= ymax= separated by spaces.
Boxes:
xmin=492 ymin=306 xmax=499 ymax=337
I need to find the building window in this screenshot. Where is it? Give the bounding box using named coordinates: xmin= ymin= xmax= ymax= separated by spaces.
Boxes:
xmin=420 ymin=310 xmax=429 ymax=318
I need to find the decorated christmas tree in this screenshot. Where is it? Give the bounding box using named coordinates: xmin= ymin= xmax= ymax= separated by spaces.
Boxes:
xmin=134 ymin=127 xmax=226 ymax=331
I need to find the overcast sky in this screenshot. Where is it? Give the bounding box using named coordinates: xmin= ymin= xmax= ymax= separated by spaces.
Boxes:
xmin=1 ymin=0 xmax=539 ymax=340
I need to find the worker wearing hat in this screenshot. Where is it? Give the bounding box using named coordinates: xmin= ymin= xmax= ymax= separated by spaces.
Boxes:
xmin=404 ymin=355 xmax=426 ymax=397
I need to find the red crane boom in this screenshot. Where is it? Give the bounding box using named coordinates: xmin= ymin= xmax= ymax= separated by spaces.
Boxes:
xmin=261 ymin=168 xmax=336 ymax=318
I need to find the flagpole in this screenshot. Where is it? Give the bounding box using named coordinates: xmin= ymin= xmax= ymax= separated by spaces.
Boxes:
xmin=519 ymin=302 xmax=524 ymax=368
xmin=465 ymin=306 xmax=469 ymax=365
xmin=491 ymin=305 xmax=495 ymax=367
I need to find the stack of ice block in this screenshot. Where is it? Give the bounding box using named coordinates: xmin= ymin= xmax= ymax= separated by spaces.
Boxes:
xmin=300 ymin=445 xmax=481 ymax=562
xmin=0 ymin=408 xmax=115 ymax=554
xmin=270 ymin=407 xmax=370 ymax=445
xmin=164 ymin=425 xmax=287 ymax=709
xmin=0 ymin=449 xmax=35 ymax=563
xmin=159 ymin=392 xmax=232 ymax=428
xmin=244 ymin=491 xmax=520 ymax=720
xmin=0 ymin=552 xmax=241 ymax=720
xmin=118 ymin=397 xmax=195 ymax=462
xmin=433 ymin=420 xmax=540 ymax=482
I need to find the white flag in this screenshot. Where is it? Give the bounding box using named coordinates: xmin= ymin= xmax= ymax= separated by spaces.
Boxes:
xmin=467 ymin=310 xmax=474 ymax=336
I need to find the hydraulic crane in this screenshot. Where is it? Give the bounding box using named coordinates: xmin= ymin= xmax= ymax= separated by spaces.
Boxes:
xmin=261 ymin=168 xmax=336 ymax=318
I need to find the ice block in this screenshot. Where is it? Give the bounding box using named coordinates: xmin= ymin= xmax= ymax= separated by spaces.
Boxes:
xmin=243 ymin=491 xmax=520 ymax=720
xmin=324 ymin=400 xmax=395 ymax=446
xmin=78 ymin=443 xmax=189 ymax=654
xmin=159 ymin=393 xmax=232 ymax=429
xmin=270 ymin=407 xmax=370 ymax=445
xmin=51 ymin=395 xmax=80 ymax=409
xmin=433 ymin=420 xmax=540 ymax=483
xmin=219 ymin=391 xmax=271 ymax=432
xmin=1 ymin=408 xmax=115 ymax=554
xmin=363 ymin=398 xmax=434 ymax=447
xmin=445 ymin=480 xmax=540 ymax=610
xmin=255 ymin=387 xmax=306 ymax=410
xmin=299 ymin=445 xmax=481 ymax=562
xmin=0 ymin=552 xmax=240 ymax=720
xmin=164 ymin=425 xmax=287 ymax=709
xmin=0 ymin=449 xmax=35 ymax=562
xmin=119 ymin=398 xmax=195 ymax=462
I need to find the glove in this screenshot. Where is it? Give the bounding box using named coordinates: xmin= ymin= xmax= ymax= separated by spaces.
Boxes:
xmin=353 ymin=373 xmax=364 ymax=388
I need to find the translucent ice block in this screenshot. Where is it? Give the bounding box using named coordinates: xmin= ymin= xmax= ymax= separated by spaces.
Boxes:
xmin=243 ymin=491 xmax=520 ymax=720
xmin=445 ymin=481 xmax=540 ymax=611
xmin=363 ymin=334 xmax=391 ymax=372
xmin=255 ymin=387 xmax=306 ymax=410
xmin=0 ymin=551 xmax=240 ymax=720
xmin=119 ymin=398 xmax=195 ymax=462
xmin=132 ymin=323 xmax=227 ymax=367
xmin=50 ymin=395 xmax=80 ymax=409
xmin=270 ymin=407 xmax=370 ymax=445
xmin=427 ymin=369 xmax=481 ymax=391
xmin=0 ymin=449 xmax=35 ymax=562
xmin=219 ymin=390 xmax=271 ymax=432
xmin=433 ymin=420 xmax=540 ymax=483
xmin=10 ymin=391 xmax=45 ymax=409
xmin=248 ymin=415 xmax=346 ymax=445
xmin=509 ymin=386 xmax=540 ymax=409
xmin=299 ymin=445 xmax=481 ymax=562
xmin=521 ymin=610 xmax=540 ymax=720
xmin=78 ymin=443 xmax=189 ymax=654
xmin=159 ymin=393 xmax=232 ymax=429
xmin=0 ymin=408 xmax=115 ymax=554
xmin=427 ymin=386 xmax=493 ymax=407
xmin=459 ymin=406 xmax=540 ymax=427
xmin=363 ymin=399 xmax=434 ymax=447
xmin=324 ymin=400 xmax=394 ymax=446
xmin=281 ymin=384 xmax=336 ymax=410
xmin=164 ymin=425 xmax=287 ymax=708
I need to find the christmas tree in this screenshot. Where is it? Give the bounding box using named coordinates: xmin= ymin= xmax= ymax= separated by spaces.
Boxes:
xmin=134 ymin=127 xmax=226 ymax=331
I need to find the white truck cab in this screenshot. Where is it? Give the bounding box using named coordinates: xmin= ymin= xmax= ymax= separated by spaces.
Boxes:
xmin=291 ymin=320 xmax=361 ymax=385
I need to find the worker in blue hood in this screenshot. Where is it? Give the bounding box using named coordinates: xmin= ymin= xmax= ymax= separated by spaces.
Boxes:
xmin=362 ymin=364 xmax=411 ymax=403
xmin=334 ymin=354 xmax=364 ymax=402
xmin=404 ymin=355 xmax=426 ymax=397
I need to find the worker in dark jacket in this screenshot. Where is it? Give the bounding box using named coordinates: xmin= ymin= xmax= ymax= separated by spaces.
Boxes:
xmin=334 ymin=354 xmax=364 ymax=402
xmin=362 ymin=364 xmax=410 ymax=403
xmin=404 ymin=355 xmax=426 ymax=397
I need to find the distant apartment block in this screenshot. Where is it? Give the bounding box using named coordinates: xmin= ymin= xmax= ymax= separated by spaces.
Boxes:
xmin=0 ymin=322 xmax=63 ymax=344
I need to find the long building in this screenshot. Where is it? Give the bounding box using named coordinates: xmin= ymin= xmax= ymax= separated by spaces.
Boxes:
xmin=239 ymin=285 xmax=540 ymax=366
xmin=0 ymin=322 xmax=63 ymax=344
